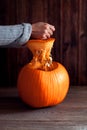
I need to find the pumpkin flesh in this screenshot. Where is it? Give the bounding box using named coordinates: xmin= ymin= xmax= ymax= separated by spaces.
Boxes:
xmin=26 ymin=38 xmax=55 ymax=71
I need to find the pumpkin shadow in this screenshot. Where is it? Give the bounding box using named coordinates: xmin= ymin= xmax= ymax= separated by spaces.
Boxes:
xmin=0 ymin=97 xmax=53 ymax=114
xmin=0 ymin=97 xmax=36 ymax=114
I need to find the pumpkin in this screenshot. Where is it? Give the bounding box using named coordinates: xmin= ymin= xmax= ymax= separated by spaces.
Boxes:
xmin=17 ymin=38 xmax=69 ymax=108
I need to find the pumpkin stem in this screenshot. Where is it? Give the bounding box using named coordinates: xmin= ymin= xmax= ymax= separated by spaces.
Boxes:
xmin=26 ymin=38 xmax=55 ymax=71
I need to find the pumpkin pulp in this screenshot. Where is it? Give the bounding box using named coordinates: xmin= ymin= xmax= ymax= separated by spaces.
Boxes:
xmin=26 ymin=38 xmax=55 ymax=71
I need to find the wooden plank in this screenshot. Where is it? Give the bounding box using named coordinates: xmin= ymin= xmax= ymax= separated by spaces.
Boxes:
xmin=31 ymin=0 xmax=45 ymax=23
xmin=0 ymin=0 xmax=7 ymax=24
xmin=60 ymin=0 xmax=79 ymax=85
xmin=0 ymin=49 xmax=10 ymax=87
xmin=0 ymin=0 xmax=87 ymax=87
xmin=15 ymin=0 xmax=29 ymax=23
xmin=46 ymin=0 xmax=61 ymax=61
xmin=0 ymin=87 xmax=87 ymax=130
xmin=78 ymin=0 xmax=87 ymax=85
xmin=5 ymin=0 xmax=16 ymax=24
xmin=0 ymin=121 xmax=87 ymax=130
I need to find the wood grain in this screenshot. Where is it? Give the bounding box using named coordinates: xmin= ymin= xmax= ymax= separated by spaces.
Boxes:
xmin=78 ymin=0 xmax=87 ymax=85
xmin=60 ymin=0 xmax=79 ymax=85
xmin=0 ymin=87 xmax=87 ymax=129
xmin=0 ymin=0 xmax=87 ymax=86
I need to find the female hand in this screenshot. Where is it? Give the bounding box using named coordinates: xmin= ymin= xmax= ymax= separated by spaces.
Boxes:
xmin=31 ymin=22 xmax=55 ymax=39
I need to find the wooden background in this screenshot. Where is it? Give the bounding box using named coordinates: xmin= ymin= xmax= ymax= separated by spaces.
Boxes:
xmin=0 ymin=0 xmax=87 ymax=87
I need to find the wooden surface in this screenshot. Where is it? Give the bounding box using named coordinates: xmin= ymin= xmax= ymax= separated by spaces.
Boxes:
xmin=0 ymin=86 xmax=87 ymax=130
xmin=0 ymin=0 xmax=87 ymax=87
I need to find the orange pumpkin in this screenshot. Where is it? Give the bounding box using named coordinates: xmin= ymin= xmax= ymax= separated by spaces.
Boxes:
xmin=17 ymin=38 xmax=69 ymax=108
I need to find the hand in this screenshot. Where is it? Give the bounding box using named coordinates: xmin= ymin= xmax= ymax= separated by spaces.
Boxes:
xmin=31 ymin=22 xmax=55 ymax=39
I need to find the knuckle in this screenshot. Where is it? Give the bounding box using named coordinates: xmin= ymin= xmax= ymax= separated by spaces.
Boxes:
xmin=44 ymin=24 xmax=49 ymax=29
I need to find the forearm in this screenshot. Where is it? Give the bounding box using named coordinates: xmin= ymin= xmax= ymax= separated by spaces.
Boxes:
xmin=0 ymin=23 xmax=32 ymax=47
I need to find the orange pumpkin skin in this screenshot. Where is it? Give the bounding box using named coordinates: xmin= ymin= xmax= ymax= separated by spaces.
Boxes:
xmin=17 ymin=61 xmax=69 ymax=108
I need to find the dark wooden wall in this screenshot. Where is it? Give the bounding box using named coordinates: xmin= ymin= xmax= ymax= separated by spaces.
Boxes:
xmin=0 ymin=0 xmax=87 ymax=87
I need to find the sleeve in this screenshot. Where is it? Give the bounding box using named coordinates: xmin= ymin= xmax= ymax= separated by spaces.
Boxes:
xmin=0 ymin=23 xmax=32 ymax=47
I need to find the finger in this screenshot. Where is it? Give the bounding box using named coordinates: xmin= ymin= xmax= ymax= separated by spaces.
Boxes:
xmin=45 ymin=24 xmax=55 ymax=35
xmin=48 ymin=29 xmax=53 ymax=36
xmin=42 ymin=32 xmax=51 ymax=39
xmin=45 ymin=29 xmax=51 ymax=38
xmin=44 ymin=23 xmax=55 ymax=31
xmin=49 ymin=25 xmax=55 ymax=32
xmin=42 ymin=34 xmax=47 ymax=39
